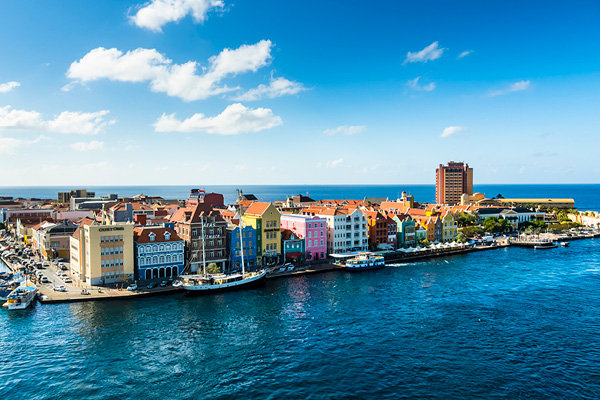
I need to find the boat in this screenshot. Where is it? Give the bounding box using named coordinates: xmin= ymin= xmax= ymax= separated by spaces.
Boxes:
xmin=2 ymin=281 xmax=38 ymax=310
xmin=560 ymin=242 xmax=570 ymax=247
xmin=345 ymin=252 xmax=385 ymax=271
xmin=534 ymin=243 xmax=558 ymax=249
xmin=175 ymin=220 xmax=267 ymax=294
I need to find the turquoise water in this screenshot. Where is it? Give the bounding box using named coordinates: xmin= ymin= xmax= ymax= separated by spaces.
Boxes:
xmin=1 ymin=184 xmax=599 ymax=210
xmin=1 ymin=239 xmax=599 ymax=399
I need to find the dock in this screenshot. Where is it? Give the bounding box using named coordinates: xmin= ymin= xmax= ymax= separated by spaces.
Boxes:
xmin=37 ymin=285 xmax=184 ymax=304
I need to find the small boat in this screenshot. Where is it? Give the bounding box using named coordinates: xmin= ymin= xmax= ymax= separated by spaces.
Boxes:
xmin=2 ymin=281 xmax=38 ymax=310
xmin=534 ymin=243 xmax=558 ymax=249
xmin=345 ymin=252 xmax=385 ymax=271
xmin=560 ymin=242 xmax=570 ymax=247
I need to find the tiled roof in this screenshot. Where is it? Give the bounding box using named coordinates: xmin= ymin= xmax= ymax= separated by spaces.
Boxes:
xmin=244 ymin=202 xmax=271 ymax=216
xmin=133 ymin=227 xmax=182 ymax=244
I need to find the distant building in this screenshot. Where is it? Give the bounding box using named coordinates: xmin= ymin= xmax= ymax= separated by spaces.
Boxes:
xmin=186 ymin=189 xmax=225 ymax=208
xmin=58 ymin=189 xmax=95 ymax=204
xmin=436 ymin=161 xmax=473 ymax=205
xmin=31 ymin=221 xmax=78 ymax=259
xmin=133 ymin=225 xmax=184 ymax=280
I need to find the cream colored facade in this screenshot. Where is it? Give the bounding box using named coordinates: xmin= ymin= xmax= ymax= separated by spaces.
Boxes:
xmin=442 ymin=213 xmax=458 ymax=242
xmin=70 ymin=223 xmax=134 ymax=285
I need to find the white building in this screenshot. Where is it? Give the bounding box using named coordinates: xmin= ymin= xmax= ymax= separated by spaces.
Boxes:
xmin=306 ymin=208 xmax=368 ymax=254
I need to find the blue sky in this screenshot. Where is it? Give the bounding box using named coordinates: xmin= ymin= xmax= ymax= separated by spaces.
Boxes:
xmin=1 ymin=0 xmax=599 ymax=186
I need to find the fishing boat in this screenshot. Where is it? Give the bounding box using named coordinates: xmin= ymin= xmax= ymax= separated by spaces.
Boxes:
xmin=560 ymin=241 xmax=570 ymax=247
xmin=175 ymin=220 xmax=267 ymax=294
xmin=2 ymin=281 xmax=38 ymax=310
xmin=345 ymin=252 xmax=385 ymax=271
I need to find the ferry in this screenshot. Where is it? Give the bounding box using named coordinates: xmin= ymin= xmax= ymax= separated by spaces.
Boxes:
xmin=534 ymin=243 xmax=558 ymax=249
xmin=175 ymin=269 xmax=267 ymax=293
xmin=2 ymin=281 xmax=38 ymax=310
xmin=345 ymin=252 xmax=385 ymax=271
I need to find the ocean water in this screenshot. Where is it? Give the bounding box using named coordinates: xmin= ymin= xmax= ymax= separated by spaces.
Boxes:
xmin=1 ymin=239 xmax=599 ymax=399
xmin=0 ymin=184 xmax=599 ymax=210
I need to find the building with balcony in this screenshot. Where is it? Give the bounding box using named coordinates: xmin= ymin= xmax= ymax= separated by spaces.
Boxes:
xmin=436 ymin=161 xmax=473 ymax=205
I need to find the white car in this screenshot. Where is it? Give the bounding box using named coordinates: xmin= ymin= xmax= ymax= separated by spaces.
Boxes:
xmin=127 ymin=284 xmax=138 ymax=291
xmin=63 ymin=277 xmax=72 ymax=283
xmin=53 ymin=285 xmax=66 ymax=292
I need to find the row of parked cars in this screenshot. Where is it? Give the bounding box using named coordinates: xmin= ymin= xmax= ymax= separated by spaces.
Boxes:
xmin=127 ymin=279 xmax=173 ymax=291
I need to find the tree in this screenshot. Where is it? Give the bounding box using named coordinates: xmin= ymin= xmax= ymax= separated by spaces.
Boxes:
xmin=483 ymin=217 xmax=502 ymax=233
xmin=206 ymin=262 xmax=220 ymax=274
xmin=456 ymin=233 xmax=468 ymax=243
xmin=498 ymin=218 xmax=512 ymax=232
xmin=419 ymin=239 xmax=430 ymax=247
xmin=496 ymin=194 xmax=504 ymax=199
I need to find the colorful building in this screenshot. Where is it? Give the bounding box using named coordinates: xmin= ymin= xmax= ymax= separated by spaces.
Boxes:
xmin=70 ymin=222 xmax=135 ymax=285
xmin=241 ymin=202 xmax=281 ymax=266
xmin=441 ymin=212 xmax=458 ymax=242
xmin=133 ymin=225 xmax=184 ymax=280
xmin=281 ymin=229 xmax=305 ymax=262
xmin=171 ymin=203 xmax=228 ymax=272
xmin=280 ymin=214 xmax=327 ymax=261
xmin=226 ymin=225 xmax=257 ymax=271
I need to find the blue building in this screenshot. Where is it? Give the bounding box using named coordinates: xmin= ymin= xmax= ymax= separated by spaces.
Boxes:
xmin=133 ymin=225 xmax=185 ymax=280
xmin=226 ymin=225 xmax=257 ymax=271
xmin=281 ymin=229 xmax=305 ymax=262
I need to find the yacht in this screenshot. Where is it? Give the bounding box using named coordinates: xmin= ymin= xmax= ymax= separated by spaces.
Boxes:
xmin=345 ymin=252 xmax=385 ymax=271
xmin=2 ymin=281 xmax=38 ymax=310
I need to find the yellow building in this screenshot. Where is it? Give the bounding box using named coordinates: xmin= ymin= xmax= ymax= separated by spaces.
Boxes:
xmin=70 ymin=221 xmax=134 ymax=286
xmin=499 ymin=198 xmax=575 ymax=210
xmin=441 ymin=212 xmax=458 ymax=242
xmin=241 ymin=202 xmax=281 ymax=266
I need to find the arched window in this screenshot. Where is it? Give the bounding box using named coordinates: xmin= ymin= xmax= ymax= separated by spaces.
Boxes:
xmin=146 ymin=257 xmax=151 ymax=265
xmin=166 ymin=255 xmax=171 ymax=263
xmin=145 ymin=269 xmax=152 ymax=280
xmin=165 ymin=244 xmax=171 ymax=251
xmin=179 ymin=254 xmax=183 ymax=262
xmin=159 ymin=245 xmax=164 ymax=252
xmin=139 ymin=258 xmax=144 ymax=266
xmin=160 ymin=256 xmax=165 ymax=263
xmin=153 ymin=256 xmax=158 ymax=264
xmin=153 ymin=245 xmax=158 ymax=252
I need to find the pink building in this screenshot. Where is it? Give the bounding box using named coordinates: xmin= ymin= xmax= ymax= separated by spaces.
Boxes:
xmin=280 ymin=214 xmax=327 ymax=261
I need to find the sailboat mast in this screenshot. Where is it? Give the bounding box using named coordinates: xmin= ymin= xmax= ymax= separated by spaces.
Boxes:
xmin=239 ymin=221 xmax=245 ymax=275
xmin=202 ymin=217 xmax=207 ymax=275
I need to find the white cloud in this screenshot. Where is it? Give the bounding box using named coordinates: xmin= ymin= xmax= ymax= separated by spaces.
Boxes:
xmin=404 ymin=41 xmax=445 ymax=64
xmin=67 ymin=41 xmax=273 ymax=101
xmin=323 ymin=125 xmax=365 ymax=136
xmin=0 ymin=135 xmax=47 ymax=155
xmin=317 ymin=158 xmax=344 ymax=169
xmin=233 ymin=76 xmax=306 ymax=101
xmin=441 ymin=126 xmax=464 ymax=138
xmin=457 ymin=50 xmax=473 ymax=59
xmin=130 ymin=0 xmax=224 ymax=32
xmin=489 ymin=80 xmax=531 ymax=97
xmin=70 ymin=140 xmax=105 ymax=152
xmin=153 ymin=103 xmax=282 ymax=135
xmin=406 ymin=76 xmax=436 ymax=92
xmin=0 ymin=106 xmax=114 ymax=134
xmin=0 ymin=81 xmax=20 ymax=93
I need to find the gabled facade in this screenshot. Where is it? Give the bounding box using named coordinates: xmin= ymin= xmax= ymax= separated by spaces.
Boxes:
xmin=364 ymin=210 xmax=389 ymax=251
xmin=392 ymin=215 xmax=416 ymax=247
xmin=441 ymin=212 xmax=458 ymax=242
xmin=281 ymin=229 xmax=305 ymax=262
xmin=171 ymin=204 xmax=228 ymax=272
xmin=241 ymin=202 xmax=281 ymax=266
xmin=312 ymin=208 xmax=368 ymax=254
xmin=133 ymin=226 xmax=184 ymax=280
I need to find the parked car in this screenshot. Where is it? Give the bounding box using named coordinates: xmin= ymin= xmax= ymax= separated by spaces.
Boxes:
xmin=60 ymin=265 xmax=68 ymax=270
xmin=53 ymin=285 xmax=66 ymax=292
xmin=160 ymin=280 xmax=168 ymax=287
xmin=63 ymin=277 xmax=72 ymax=283
xmin=127 ymin=284 xmax=138 ymax=291
xmin=40 ymin=276 xmax=50 ymax=283
xmin=147 ymin=283 xmax=157 ymax=289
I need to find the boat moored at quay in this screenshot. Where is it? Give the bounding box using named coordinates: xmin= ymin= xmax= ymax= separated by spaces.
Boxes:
xmin=2 ymin=281 xmax=38 ymax=310
xmin=345 ymin=252 xmax=386 ymax=271
xmin=174 ymin=270 xmax=267 ymax=293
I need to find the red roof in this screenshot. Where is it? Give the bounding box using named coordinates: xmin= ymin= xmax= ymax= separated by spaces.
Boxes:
xmin=244 ymin=202 xmax=272 ymax=216
xmin=133 ymin=227 xmax=181 ymax=244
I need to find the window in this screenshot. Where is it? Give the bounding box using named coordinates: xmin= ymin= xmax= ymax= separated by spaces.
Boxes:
xmin=320 ymin=239 xmax=324 ymax=246
xmin=149 ymin=233 xmax=156 ymax=242
xmin=308 ymin=240 xmax=312 ymax=247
